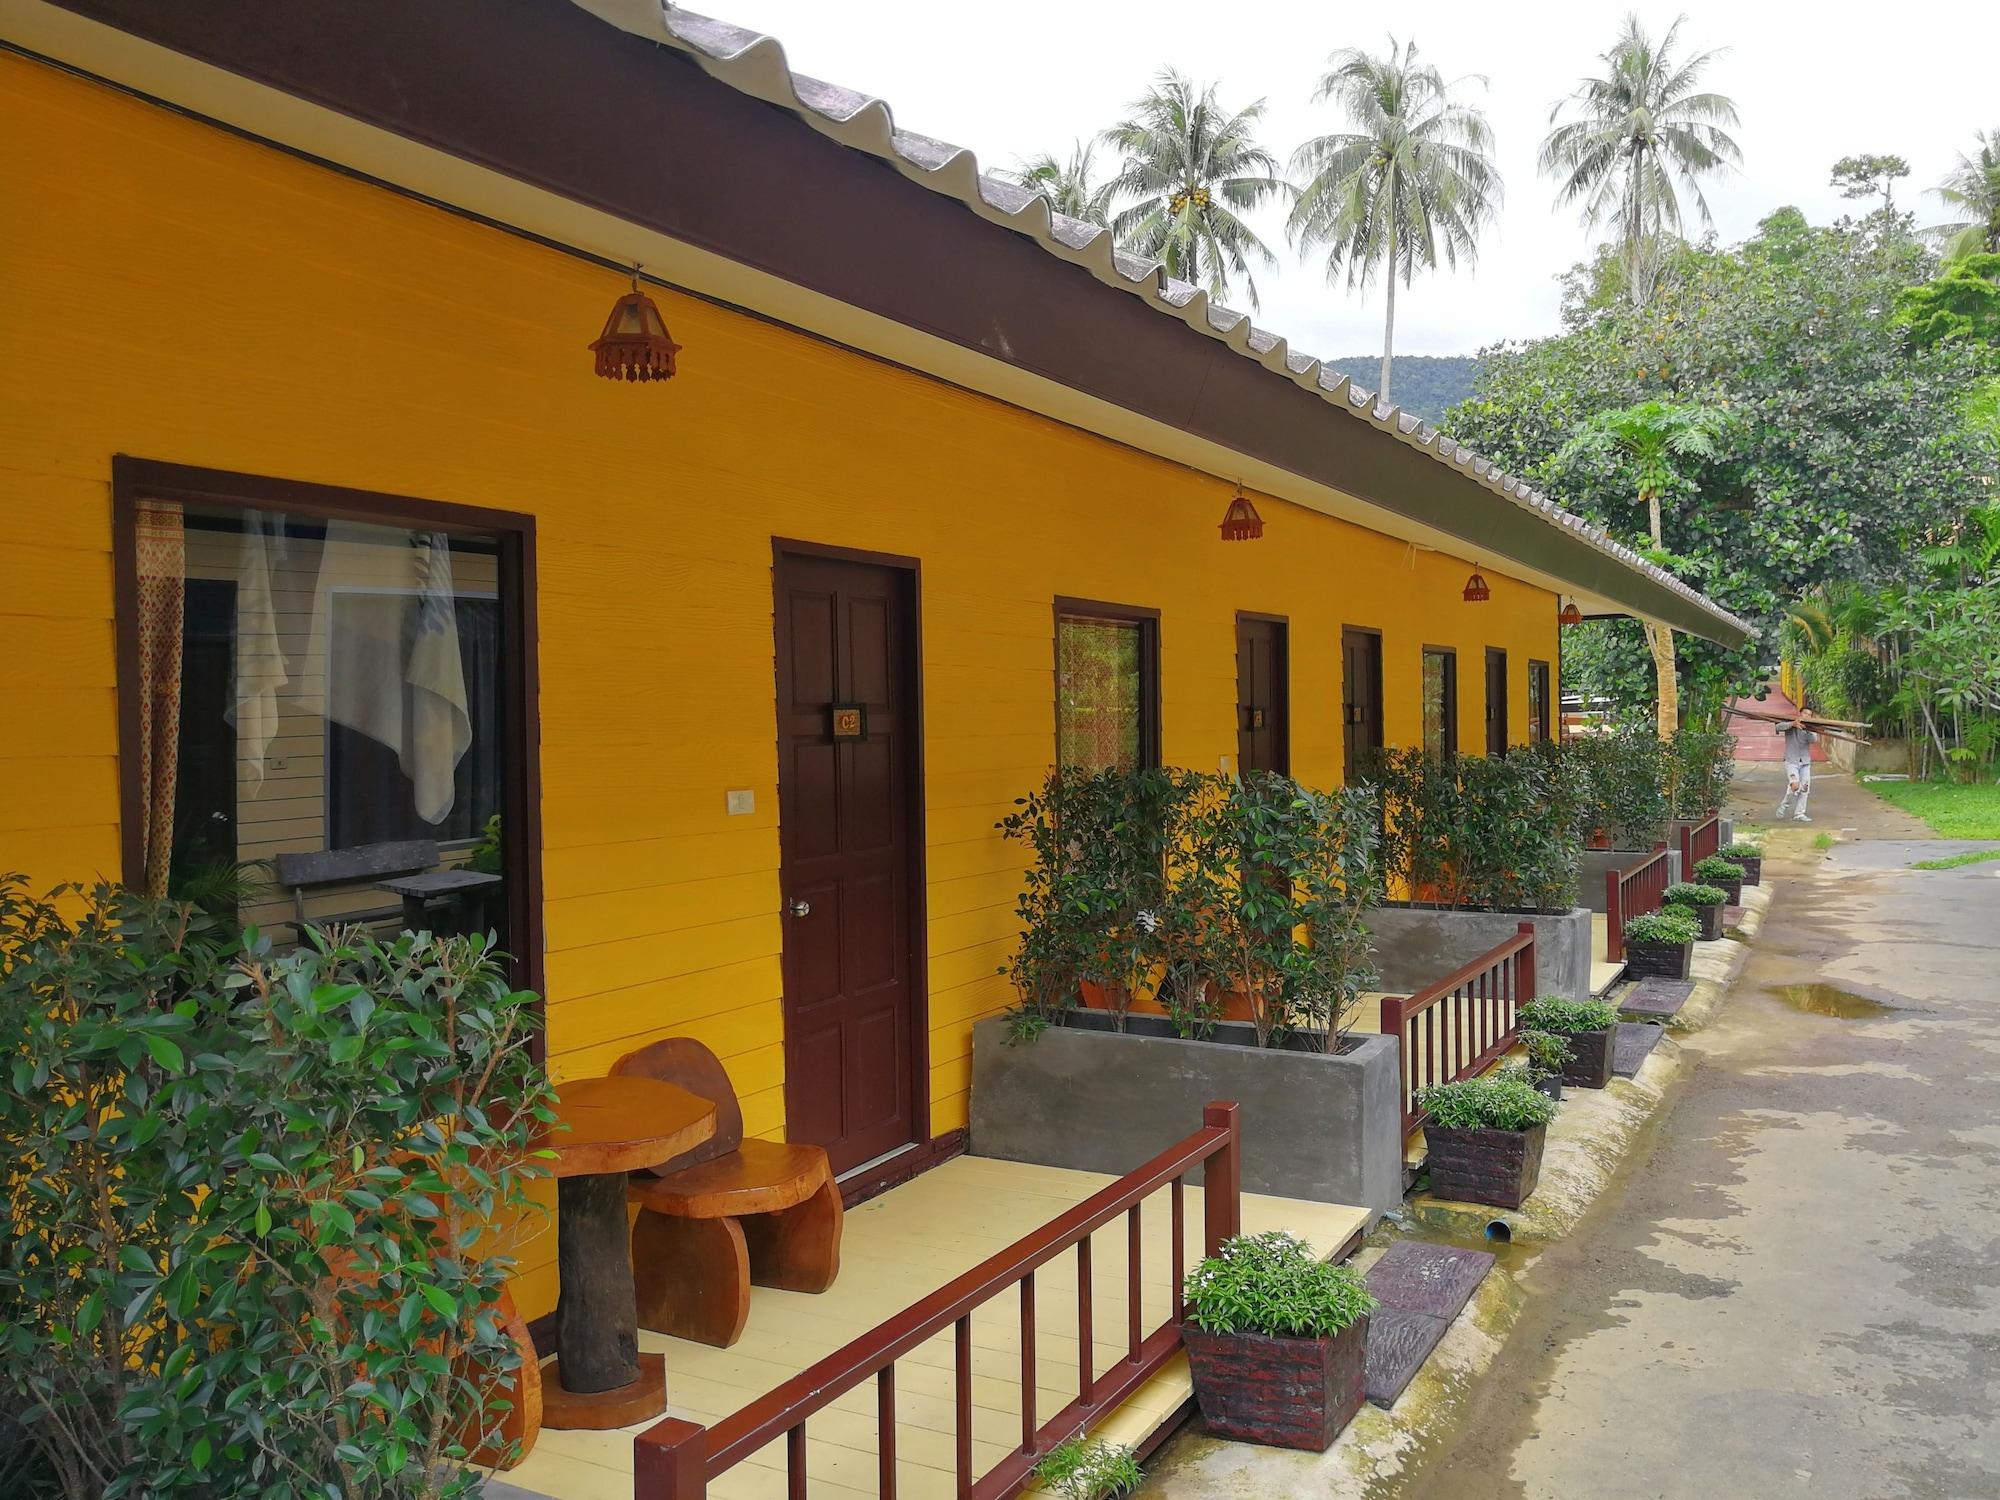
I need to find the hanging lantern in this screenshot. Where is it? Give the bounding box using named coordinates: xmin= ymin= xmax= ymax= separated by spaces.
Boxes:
xmin=1462 ymin=567 xmax=1491 ymax=603
xmin=590 ymin=272 xmax=681 ymax=382
xmin=1219 ymin=484 xmax=1264 ymax=541
xmin=1559 ymin=597 xmax=1584 ymax=627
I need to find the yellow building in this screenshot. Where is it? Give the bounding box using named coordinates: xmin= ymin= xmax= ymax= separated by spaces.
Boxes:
xmin=0 ymin=0 xmax=1746 ymax=1352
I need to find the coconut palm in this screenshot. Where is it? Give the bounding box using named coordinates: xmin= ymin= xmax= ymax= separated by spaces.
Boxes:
xmin=1930 ymin=128 xmax=2000 ymax=261
xmin=1540 ymin=14 xmax=1742 ymax=307
xmin=1288 ymin=38 xmax=1501 ymax=409
xmin=1004 ymin=142 xmax=1114 ymax=229
xmin=1100 ymin=71 xmax=1286 ymax=310
xmin=1559 ymin=400 xmax=1732 ymax=734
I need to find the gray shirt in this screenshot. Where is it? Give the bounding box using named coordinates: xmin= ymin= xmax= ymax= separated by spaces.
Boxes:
xmin=1777 ymin=725 xmax=1818 ymax=762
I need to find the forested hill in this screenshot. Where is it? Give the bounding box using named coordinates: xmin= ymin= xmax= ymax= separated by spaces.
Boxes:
xmin=1325 ymin=355 xmax=1480 ymax=425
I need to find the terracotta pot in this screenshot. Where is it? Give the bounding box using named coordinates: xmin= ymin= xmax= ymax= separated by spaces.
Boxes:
xmin=1556 ymin=1025 xmax=1615 ymax=1089
xmin=1585 ymin=828 xmax=1613 ymax=850
xmin=1425 ymin=1122 xmax=1547 ymax=1209
xmin=1184 ymin=1317 xmax=1370 ymax=1451
xmin=1625 ymin=937 xmax=1692 ymax=981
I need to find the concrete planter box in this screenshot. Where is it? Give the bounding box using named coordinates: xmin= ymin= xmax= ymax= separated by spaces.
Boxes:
xmin=1184 ymin=1319 xmax=1369 ymax=1451
xmin=1365 ymin=903 xmax=1592 ymax=1003
xmin=1579 ymin=846 xmax=1682 ymax=911
xmin=1425 ymin=1122 xmax=1546 ymax=1209
xmin=1626 ymin=937 xmax=1693 ymax=981
xmin=968 ymin=1014 xmax=1404 ymax=1220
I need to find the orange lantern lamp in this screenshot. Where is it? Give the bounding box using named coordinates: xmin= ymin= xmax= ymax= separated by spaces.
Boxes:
xmin=1462 ymin=567 xmax=1491 ymax=602
xmin=1219 ymin=485 xmax=1264 ymax=541
xmin=1559 ymin=597 xmax=1584 ymax=626
xmin=590 ymin=275 xmax=681 ymax=382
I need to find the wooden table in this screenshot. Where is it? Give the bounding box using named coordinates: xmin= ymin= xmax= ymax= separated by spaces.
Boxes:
xmin=538 ymin=1075 xmax=716 ymax=1429
xmin=379 ymin=868 xmax=502 ymax=931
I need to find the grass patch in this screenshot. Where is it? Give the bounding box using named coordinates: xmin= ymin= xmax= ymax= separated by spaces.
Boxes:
xmin=1910 ymin=848 xmax=2000 ymax=871
xmin=1813 ymin=832 xmax=1835 ymax=851
xmin=1866 ymin=779 xmax=2000 ymax=839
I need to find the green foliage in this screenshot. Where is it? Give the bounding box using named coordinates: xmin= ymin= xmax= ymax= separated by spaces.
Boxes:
xmin=0 ymin=878 xmax=554 ymax=1500
xmin=1001 ymin=1007 xmax=1051 ymax=1047
xmin=1866 ymin=780 xmax=2000 ymax=839
xmin=1909 ymin=848 xmax=2000 ymax=871
xmin=1519 ymin=1029 xmax=1572 ymax=1081
xmin=1363 ymin=743 xmax=1584 ymax=912
xmin=1324 ymin=355 xmax=1477 ymax=422
xmin=1516 ymin=996 xmax=1619 ymax=1035
xmin=1415 ymin=1073 xmax=1557 ymax=1132
xmin=1031 ymin=1438 xmax=1144 ymax=1500
xmin=165 ymin=851 xmax=268 ymax=920
xmin=1894 ymin=253 xmax=2000 ymax=346
xmin=1623 ymin=908 xmax=1700 ymax=945
xmin=1929 ymin=128 xmax=2000 ymax=262
xmin=1558 ymin=618 xmax=1657 ymax=713
xmin=1664 ymin=881 xmax=1727 ymax=909
xmin=1182 ymin=1231 xmax=1375 ymax=1339
xmin=1566 ymin=726 xmax=1672 ymax=848
xmin=1830 ymin=154 xmax=1909 ymax=215
xmin=1002 ymin=141 xmax=1115 ymax=228
xmin=1666 ymin=730 xmax=1735 ymax=816
xmin=1718 ymin=841 xmax=1762 ymax=860
xmin=466 ymin=814 xmax=504 ymax=877
xmin=1692 ymin=856 xmax=1746 ymax=883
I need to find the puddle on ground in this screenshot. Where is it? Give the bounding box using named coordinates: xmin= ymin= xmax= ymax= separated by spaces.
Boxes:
xmin=1765 ymin=982 xmax=1895 ymax=1019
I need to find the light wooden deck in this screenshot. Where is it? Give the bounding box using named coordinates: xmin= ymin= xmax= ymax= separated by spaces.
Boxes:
xmin=496 ymin=1155 xmax=1368 ymax=1500
xmin=1589 ymin=911 xmax=1622 ymax=995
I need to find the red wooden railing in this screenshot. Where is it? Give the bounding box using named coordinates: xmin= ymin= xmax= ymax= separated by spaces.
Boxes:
xmin=1679 ymin=813 xmax=1721 ymax=875
xmin=1605 ymin=843 xmax=1671 ymax=962
xmin=1380 ymin=922 xmax=1537 ymax=1143
xmin=632 ymin=1104 xmax=1244 ymax=1500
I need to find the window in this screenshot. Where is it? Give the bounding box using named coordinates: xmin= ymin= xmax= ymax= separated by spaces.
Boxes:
xmin=118 ymin=463 xmax=534 ymax=975
xmin=1485 ymin=648 xmax=1509 ymax=756
xmin=1422 ymin=647 xmax=1458 ymax=758
xmin=1528 ymin=660 xmax=1553 ymax=743
xmin=1055 ymin=600 xmax=1159 ymax=770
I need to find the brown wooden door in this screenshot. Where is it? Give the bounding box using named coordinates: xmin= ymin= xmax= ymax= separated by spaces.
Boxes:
xmin=1485 ymin=647 xmax=1509 ymax=756
xmin=1236 ymin=615 xmax=1289 ymax=775
xmin=774 ymin=551 xmax=922 ymax=1176
xmin=1342 ymin=628 xmax=1383 ymax=784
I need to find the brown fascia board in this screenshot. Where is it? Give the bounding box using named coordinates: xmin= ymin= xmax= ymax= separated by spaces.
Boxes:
xmin=34 ymin=0 xmax=1749 ymax=647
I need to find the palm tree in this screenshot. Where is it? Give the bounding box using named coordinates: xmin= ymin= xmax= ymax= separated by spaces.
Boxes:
xmin=1559 ymin=399 xmax=1732 ymax=734
xmin=1540 ymin=14 xmax=1742 ymax=307
xmin=1101 ymin=71 xmax=1286 ymax=310
xmin=1004 ymin=142 xmax=1114 ymax=228
xmin=1930 ymin=128 xmax=2000 ymax=260
xmin=1288 ymin=38 xmax=1501 ymax=409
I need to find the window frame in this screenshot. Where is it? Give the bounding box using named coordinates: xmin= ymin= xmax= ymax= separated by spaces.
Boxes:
xmin=1052 ymin=595 xmax=1162 ymax=771
xmin=1422 ymin=645 xmax=1459 ymax=759
xmin=1528 ymin=658 xmax=1553 ymax=744
xmin=110 ymin=457 xmax=545 ymax=1009
xmin=1485 ymin=646 xmax=1510 ymax=756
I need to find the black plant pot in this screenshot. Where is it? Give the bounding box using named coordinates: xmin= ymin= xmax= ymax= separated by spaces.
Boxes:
xmin=1733 ymin=856 xmax=1763 ymax=887
xmin=1625 ymin=937 xmax=1692 ymax=981
xmin=1669 ymin=901 xmax=1724 ymax=941
xmin=1557 ymin=1025 xmax=1616 ymax=1089
xmin=1710 ymin=877 xmax=1744 ymax=905
xmin=1532 ymin=1073 xmax=1564 ymax=1103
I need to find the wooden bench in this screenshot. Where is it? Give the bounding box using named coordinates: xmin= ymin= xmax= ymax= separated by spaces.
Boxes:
xmin=272 ymin=839 xmax=453 ymax=939
xmin=612 ymin=1038 xmax=843 ymax=1348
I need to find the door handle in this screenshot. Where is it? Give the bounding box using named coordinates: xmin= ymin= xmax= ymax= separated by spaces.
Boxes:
xmin=787 ymin=898 xmax=812 ymax=917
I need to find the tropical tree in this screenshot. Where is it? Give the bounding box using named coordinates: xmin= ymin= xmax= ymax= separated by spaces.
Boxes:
xmin=1004 ymin=141 xmax=1114 ymax=228
xmin=1930 ymin=128 xmax=2000 ymax=261
xmin=1557 ymin=400 xmax=1732 ymax=734
xmin=1287 ymin=38 xmax=1501 ymax=408
xmin=1539 ymin=13 xmax=1742 ymax=306
xmin=1830 ymin=153 xmax=1910 ymax=217
xmin=1101 ymin=71 xmax=1286 ymax=310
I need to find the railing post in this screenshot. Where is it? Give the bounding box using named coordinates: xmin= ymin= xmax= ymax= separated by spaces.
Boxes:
xmin=1605 ymin=863 xmax=1623 ymax=963
xmin=1202 ymin=1102 xmax=1240 ymax=1254
xmin=1679 ymin=822 xmax=1693 ymax=878
xmin=1515 ymin=920 xmax=1536 ymax=1005
xmin=634 ymin=1418 xmax=708 ymax=1500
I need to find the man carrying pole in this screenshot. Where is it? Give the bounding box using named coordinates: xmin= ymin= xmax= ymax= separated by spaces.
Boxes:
xmin=1775 ymin=717 xmax=1820 ymax=822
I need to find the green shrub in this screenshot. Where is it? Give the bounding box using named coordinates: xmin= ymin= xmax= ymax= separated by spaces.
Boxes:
xmin=1031 ymin=1438 xmax=1144 ymax=1500
xmin=1415 ymin=1073 xmax=1558 ymax=1132
xmin=1520 ymin=1029 xmax=1572 ymax=1080
xmin=1692 ymin=856 xmax=1747 ymax=883
xmin=1624 ymin=909 xmax=1700 ymax=945
xmin=1663 ymin=881 xmax=1727 ymax=909
xmin=1516 ymin=996 xmax=1619 ymax=1035
xmin=1666 ymin=730 xmax=1736 ymax=817
xmin=1182 ymin=1231 xmax=1376 ymax=1339
xmin=1567 ymin=727 xmax=1672 ymax=849
xmin=1719 ymin=841 xmax=1762 ymax=861
xmin=0 ymin=878 xmax=554 ymax=1500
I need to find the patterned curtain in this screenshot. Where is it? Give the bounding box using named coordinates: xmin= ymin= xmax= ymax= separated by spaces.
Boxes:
xmin=134 ymin=499 xmax=185 ymax=898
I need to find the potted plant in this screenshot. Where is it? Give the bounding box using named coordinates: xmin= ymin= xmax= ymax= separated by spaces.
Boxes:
xmin=1519 ymin=1029 xmax=1572 ymax=1101
xmin=1663 ymin=881 xmax=1728 ymax=941
xmin=1622 ymin=908 xmax=1699 ymax=981
xmin=1516 ymin=996 xmax=1619 ymax=1089
xmin=1182 ymin=1230 xmax=1376 ymax=1451
xmin=1416 ymin=1073 xmax=1558 ymax=1209
xmin=1691 ymin=855 xmax=1747 ymax=905
xmin=1719 ymin=840 xmax=1763 ymax=886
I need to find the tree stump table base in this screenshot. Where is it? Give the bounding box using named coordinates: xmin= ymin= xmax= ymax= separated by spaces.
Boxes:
xmin=542 ymin=1351 xmax=667 ymax=1431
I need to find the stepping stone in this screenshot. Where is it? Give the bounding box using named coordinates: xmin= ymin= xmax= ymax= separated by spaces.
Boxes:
xmin=1622 ymin=977 xmax=1695 ymax=1019
xmin=1363 ymin=1242 xmax=1494 ymax=1407
xmin=1613 ymin=1021 xmax=1666 ymax=1078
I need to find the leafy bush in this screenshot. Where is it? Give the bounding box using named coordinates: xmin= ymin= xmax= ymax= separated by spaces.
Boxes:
xmin=1623 ymin=909 xmax=1700 ymax=945
xmin=1182 ymin=1231 xmax=1375 ymax=1339
xmin=1516 ymin=996 xmax=1618 ymax=1035
xmin=1566 ymin=727 xmax=1672 ymax=849
xmin=1519 ymin=1029 xmax=1572 ymax=1081
xmin=1666 ymin=730 xmax=1736 ymax=817
xmin=1664 ymin=881 xmax=1727 ymax=909
xmin=1692 ymin=856 xmax=1747 ymax=883
xmin=1031 ymin=1438 xmax=1144 ymax=1500
xmin=1719 ymin=841 xmax=1762 ymax=861
xmin=1363 ymin=744 xmax=1583 ymax=912
xmin=0 ymin=878 xmax=554 ymax=1500
xmin=1415 ymin=1073 xmax=1557 ymax=1132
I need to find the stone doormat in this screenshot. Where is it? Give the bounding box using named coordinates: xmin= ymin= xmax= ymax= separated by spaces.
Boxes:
xmin=1613 ymin=1021 xmax=1666 ymax=1077
xmin=1621 ymin=976 xmax=1696 ymax=1019
xmin=1363 ymin=1242 xmax=1494 ymax=1407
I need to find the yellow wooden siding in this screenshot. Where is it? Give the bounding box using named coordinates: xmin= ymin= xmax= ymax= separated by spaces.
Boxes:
xmin=0 ymin=55 xmax=1560 ymax=1320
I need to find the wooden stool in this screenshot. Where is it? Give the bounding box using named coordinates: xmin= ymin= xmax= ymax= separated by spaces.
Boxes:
xmin=613 ymin=1039 xmax=844 ymax=1348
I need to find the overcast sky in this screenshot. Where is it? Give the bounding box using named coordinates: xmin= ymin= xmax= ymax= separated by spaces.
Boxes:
xmin=694 ymin=0 xmax=1998 ymax=361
